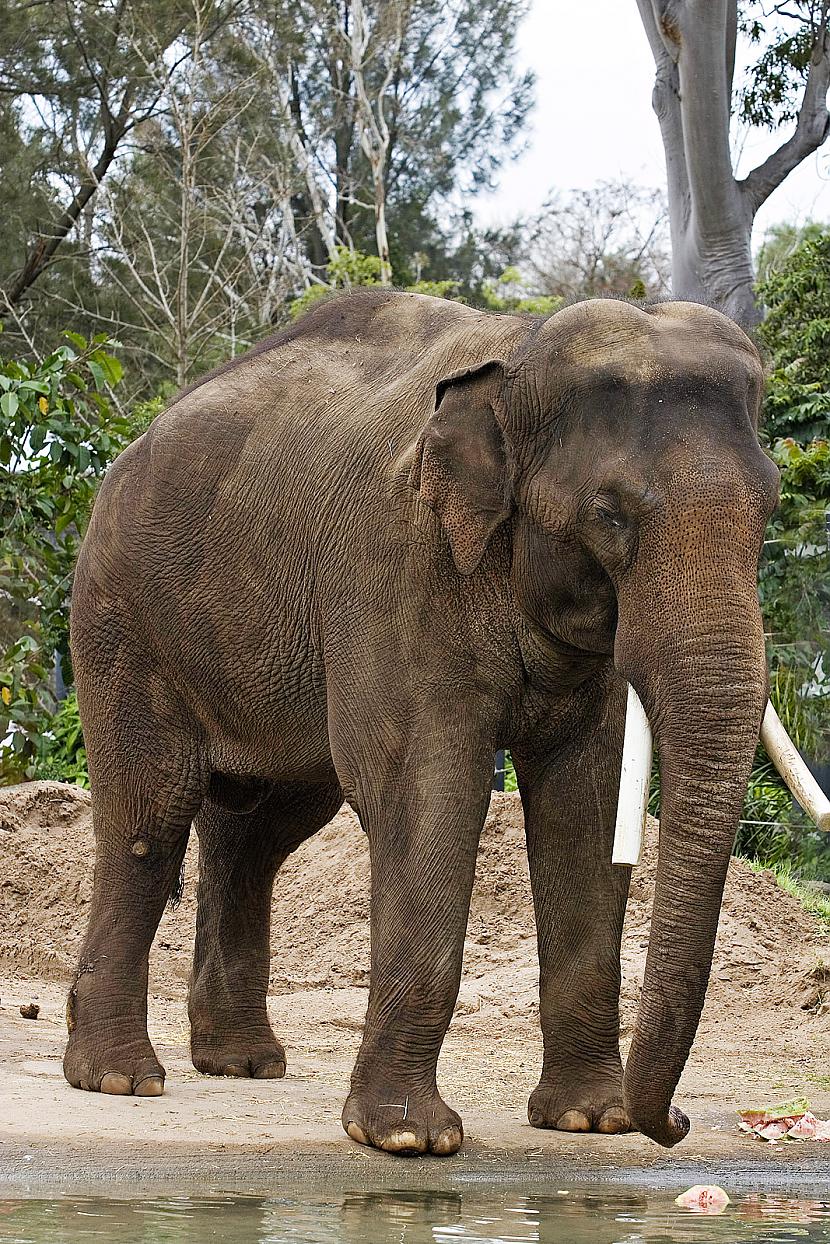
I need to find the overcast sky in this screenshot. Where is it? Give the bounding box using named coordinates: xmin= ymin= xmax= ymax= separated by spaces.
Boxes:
xmin=477 ymin=0 xmax=830 ymax=242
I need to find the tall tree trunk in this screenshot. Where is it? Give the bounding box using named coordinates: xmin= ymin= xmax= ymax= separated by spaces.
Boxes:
xmin=635 ymin=0 xmax=830 ymax=325
xmin=348 ymin=0 xmax=409 ymax=286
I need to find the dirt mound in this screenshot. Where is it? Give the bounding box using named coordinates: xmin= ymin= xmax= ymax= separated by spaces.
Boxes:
xmin=1 ymin=783 xmax=827 ymax=1037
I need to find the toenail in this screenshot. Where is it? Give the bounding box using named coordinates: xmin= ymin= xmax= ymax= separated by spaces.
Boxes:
xmin=432 ymin=1127 xmax=462 ymax=1155
xmin=131 ymin=839 xmax=150 ymax=858
xmin=133 ymin=1075 xmax=164 ymax=1097
xmin=384 ymin=1130 xmax=424 ymax=1153
xmin=100 ymin=1071 xmax=132 ymax=1095
xmin=346 ymin=1122 xmax=368 ymax=1144
xmin=597 ymin=1108 xmax=630 ymax=1134
xmin=556 ymin=1109 xmax=591 ymax=1132
xmin=253 ymin=1061 xmax=286 ymax=1079
xmin=222 ymin=1064 xmax=249 ymax=1077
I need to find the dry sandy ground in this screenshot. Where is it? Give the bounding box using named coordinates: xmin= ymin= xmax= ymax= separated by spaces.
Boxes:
xmin=2 ymin=782 xmax=830 ymax=1188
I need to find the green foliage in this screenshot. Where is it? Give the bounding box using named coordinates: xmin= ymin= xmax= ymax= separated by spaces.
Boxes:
xmin=757 ymin=232 xmax=830 ymax=439
xmin=755 ymin=221 xmax=827 ymax=286
xmin=738 ymin=231 xmax=830 ymax=872
xmin=502 ymin=751 xmax=518 ymax=793
xmin=481 ymin=268 xmax=562 ymax=316
xmin=406 ymin=279 xmax=464 ymax=300
xmin=289 ymin=247 xmax=470 ymax=321
xmin=31 ymin=691 xmax=88 ymax=787
xmin=289 ymin=246 xmax=385 ymax=320
xmin=0 ymin=332 xmax=133 ymax=782
xmin=735 ymin=441 xmax=830 ymax=871
xmin=738 ymin=3 xmax=830 ymax=134
xmin=760 ymin=437 xmax=830 ymax=670
xmin=739 ymin=17 xmax=816 ymax=129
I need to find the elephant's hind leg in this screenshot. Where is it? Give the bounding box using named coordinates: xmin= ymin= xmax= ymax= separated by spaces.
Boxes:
xmin=188 ymin=779 xmax=341 ymax=1079
xmin=64 ymin=740 xmax=205 ymax=1097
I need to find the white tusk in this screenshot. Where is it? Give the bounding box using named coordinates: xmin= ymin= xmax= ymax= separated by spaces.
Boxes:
xmin=612 ymin=684 xmax=653 ymax=867
xmin=760 ymin=699 xmax=830 ymax=832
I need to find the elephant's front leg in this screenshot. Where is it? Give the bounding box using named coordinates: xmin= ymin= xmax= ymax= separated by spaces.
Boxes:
xmin=341 ymin=731 xmax=494 ymax=1156
xmin=513 ymin=683 xmax=632 ymax=1135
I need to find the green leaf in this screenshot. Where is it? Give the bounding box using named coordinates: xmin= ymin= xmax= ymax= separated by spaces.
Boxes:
xmin=97 ymin=352 xmax=123 ymax=386
xmin=64 ymin=331 xmax=87 ymax=350
xmin=0 ymin=391 xmax=19 ymax=420
xmin=87 ymin=360 xmax=107 ymax=392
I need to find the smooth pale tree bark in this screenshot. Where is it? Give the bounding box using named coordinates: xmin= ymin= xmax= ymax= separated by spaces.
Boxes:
xmin=635 ymin=0 xmax=830 ymax=324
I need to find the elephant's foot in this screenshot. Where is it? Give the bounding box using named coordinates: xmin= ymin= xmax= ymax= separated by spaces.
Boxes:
xmin=189 ymin=1007 xmax=286 ymax=1079
xmin=342 ymin=1083 xmax=463 ymax=1155
xmin=528 ymin=1068 xmax=632 ymax=1135
xmin=64 ymin=984 xmax=165 ymax=1096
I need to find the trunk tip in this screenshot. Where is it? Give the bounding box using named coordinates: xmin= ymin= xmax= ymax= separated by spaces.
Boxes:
xmin=625 ymin=1096 xmax=691 ymax=1148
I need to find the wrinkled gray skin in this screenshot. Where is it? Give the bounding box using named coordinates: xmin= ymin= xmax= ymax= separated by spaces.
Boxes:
xmin=64 ymin=291 xmax=778 ymax=1153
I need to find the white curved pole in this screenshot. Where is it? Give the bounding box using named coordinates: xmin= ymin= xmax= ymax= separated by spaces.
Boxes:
xmin=612 ymin=684 xmax=653 ymax=867
xmin=760 ymin=699 xmax=830 ymax=832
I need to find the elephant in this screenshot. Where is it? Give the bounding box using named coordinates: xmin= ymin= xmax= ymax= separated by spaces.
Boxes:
xmin=63 ymin=289 xmax=778 ymax=1153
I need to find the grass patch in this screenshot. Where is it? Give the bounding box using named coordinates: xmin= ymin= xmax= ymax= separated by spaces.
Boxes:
xmin=740 ymin=857 xmax=830 ymax=929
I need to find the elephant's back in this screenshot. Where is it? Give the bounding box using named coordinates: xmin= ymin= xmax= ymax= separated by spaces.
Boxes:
xmin=77 ymin=290 xmax=531 ymax=614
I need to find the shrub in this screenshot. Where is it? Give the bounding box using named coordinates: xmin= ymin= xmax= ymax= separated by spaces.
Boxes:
xmin=0 ymin=331 xmax=132 ymax=782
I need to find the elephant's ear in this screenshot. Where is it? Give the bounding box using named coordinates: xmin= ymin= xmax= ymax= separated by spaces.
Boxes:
xmin=410 ymin=360 xmax=511 ymax=576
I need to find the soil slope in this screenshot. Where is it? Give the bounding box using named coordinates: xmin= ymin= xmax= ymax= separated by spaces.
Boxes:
xmin=1 ymin=781 xmax=829 ymax=1179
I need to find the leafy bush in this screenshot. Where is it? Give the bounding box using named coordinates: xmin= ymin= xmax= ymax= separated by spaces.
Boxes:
xmin=757 ymin=232 xmax=830 ymax=439
xmin=481 ymin=267 xmax=562 ymax=316
xmin=30 ymin=690 xmax=88 ymax=786
xmin=737 ymin=438 xmax=830 ymax=873
xmin=288 ymin=248 xmax=560 ymax=322
xmin=0 ymin=331 xmax=133 ymax=782
xmin=289 ymin=246 xmax=387 ymax=320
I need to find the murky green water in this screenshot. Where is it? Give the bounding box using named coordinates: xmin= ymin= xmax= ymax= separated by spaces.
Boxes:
xmin=0 ymin=1187 xmax=829 ymax=1244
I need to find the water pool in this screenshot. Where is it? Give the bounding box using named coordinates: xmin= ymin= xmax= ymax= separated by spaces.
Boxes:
xmin=1 ymin=1186 xmax=829 ymax=1244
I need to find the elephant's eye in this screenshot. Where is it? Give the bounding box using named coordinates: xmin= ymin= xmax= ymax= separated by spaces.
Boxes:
xmin=592 ymin=501 xmax=625 ymax=530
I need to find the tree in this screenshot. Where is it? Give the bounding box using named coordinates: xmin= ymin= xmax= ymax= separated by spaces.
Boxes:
xmin=635 ymin=0 xmax=830 ymax=324
xmin=0 ymin=0 xmax=534 ymax=372
xmin=730 ymin=231 xmax=830 ymax=869
xmin=88 ymin=2 xmax=307 ymax=391
xmin=0 ymin=1 xmax=240 ymax=321
xmin=522 ymin=181 xmax=670 ymax=303
xmin=757 ymin=229 xmax=830 ymax=437
xmin=346 ymin=0 xmax=409 ymax=285
xmin=0 ymin=331 xmax=135 ymax=781
xmin=756 ymin=219 xmax=827 ymax=285
xmin=246 ymin=0 xmax=534 ymax=280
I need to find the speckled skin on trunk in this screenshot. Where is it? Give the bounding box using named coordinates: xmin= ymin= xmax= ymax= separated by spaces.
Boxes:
xmin=64 ymin=290 xmax=778 ymax=1152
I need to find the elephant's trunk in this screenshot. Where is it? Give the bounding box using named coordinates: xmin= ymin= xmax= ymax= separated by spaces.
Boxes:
xmin=614 ymin=494 xmax=768 ymax=1146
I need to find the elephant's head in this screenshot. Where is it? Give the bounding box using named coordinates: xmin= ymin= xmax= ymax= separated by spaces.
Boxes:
xmin=412 ymin=298 xmax=779 ymax=1147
